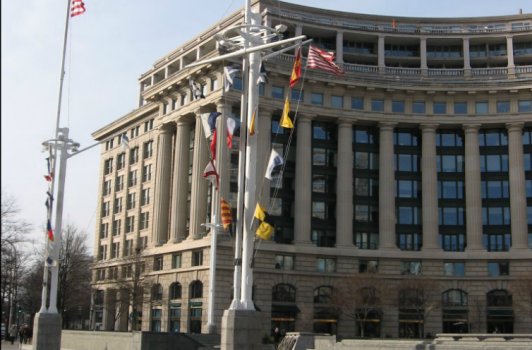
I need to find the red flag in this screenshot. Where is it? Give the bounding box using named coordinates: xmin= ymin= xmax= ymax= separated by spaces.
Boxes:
xmin=307 ymin=45 xmax=345 ymax=78
xmin=203 ymin=160 xmax=220 ymax=191
xmin=71 ymin=0 xmax=86 ymax=17
xmin=210 ymin=129 xmax=217 ymax=160
xmin=290 ymin=48 xmax=302 ymax=88
xmin=220 ymin=198 xmax=233 ymax=232
xmin=393 ymin=19 xmax=396 ymax=29
xmin=44 ymin=173 xmax=53 ymax=182
xmin=47 ymin=219 xmax=55 ymax=242
xmin=227 ymin=118 xmax=236 ymax=148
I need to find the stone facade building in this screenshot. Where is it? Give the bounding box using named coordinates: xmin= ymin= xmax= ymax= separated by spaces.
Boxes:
xmin=90 ymin=0 xmax=532 ymax=338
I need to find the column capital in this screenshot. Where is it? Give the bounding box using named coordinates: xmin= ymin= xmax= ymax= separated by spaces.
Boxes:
xmin=215 ymin=99 xmax=232 ymax=110
xmin=420 ymin=123 xmax=439 ymax=132
xmin=378 ymin=121 xmax=397 ymax=131
xmin=337 ymin=118 xmax=356 ymax=127
xmin=506 ymin=122 xmax=524 ymax=132
xmin=176 ymin=117 xmax=193 ymax=127
xmin=506 ymin=35 xmax=514 ymax=40
xmin=157 ymin=123 xmax=175 ymax=134
xmin=297 ymin=114 xmax=315 ymax=123
xmin=258 ymin=106 xmax=276 ymax=116
xmin=462 ymin=123 xmax=482 ymax=133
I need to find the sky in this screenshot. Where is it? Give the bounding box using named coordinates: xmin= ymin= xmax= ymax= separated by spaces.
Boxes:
xmin=2 ymin=0 xmax=531 ymax=254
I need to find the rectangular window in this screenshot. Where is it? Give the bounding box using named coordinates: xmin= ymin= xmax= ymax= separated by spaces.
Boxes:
xmin=272 ymin=86 xmax=284 ymax=99
xmin=355 ymin=232 xmax=379 ymax=250
xmin=98 ymin=245 xmax=107 ymax=260
xmin=397 ymin=206 xmax=421 ymax=225
xmin=130 ymin=147 xmax=139 ymax=164
xmin=359 ymin=260 xmax=378 ymax=273
xmin=116 ymin=176 xmax=124 ymax=192
xmin=392 ymin=101 xmax=404 ymax=113
xmin=275 ymin=255 xmax=294 ymax=270
xmin=141 ymin=188 xmax=151 ymax=206
xmin=433 ymin=102 xmax=447 ymax=114
xmin=102 ymin=201 xmax=110 ymax=217
xmin=103 ymin=180 xmax=112 ymax=196
xmin=140 ymin=212 xmax=149 ymax=230
xmin=113 ymin=219 xmax=121 ymax=236
xmin=316 ymin=258 xmax=336 ymax=272
xmin=117 ymin=153 xmax=125 ymax=170
xmin=518 ymin=100 xmax=531 ymax=112
xmin=154 ymin=256 xmax=164 ymax=271
xmin=454 ymin=102 xmax=468 ymax=115
xmin=497 ymin=101 xmax=510 ymax=113
xmin=412 ymin=102 xmax=425 ymax=114
xmin=124 ymin=240 xmax=133 ymax=257
xmin=104 ymin=159 xmax=113 ymax=175
xmin=444 ymin=262 xmax=465 ymax=276
xmin=181 ymin=94 xmax=188 ymax=105
xmin=291 ymin=90 xmax=304 ymax=102
xmin=476 ymin=102 xmax=489 ymax=114
xmin=114 ymin=197 xmax=123 ymax=213
xmin=311 ymin=93 xmax=324 ymax=106
xmin=331 ymin=95 xmax=344 ymax=108
xmin=192 ymin=251 xmax=203 ymax=266
xmin=232 ymin=77 xmax=242 ymax=91
xmin=371 ymin=99 xmax=384 ymax=111
xmin=127 ymin=192 xmax=136 ymax=210
xmin=100 ymin=223 xmax=109 ymax=239
xmin=172 ymin=254 xmax=182 ymax=269
xmin=126 ymin=216 xmax=135 ymax=233
xmin=129 ymin=170 xmax=137 ymax=187
xmin=401 ymin=261 xmax=421 ymax=275
xmin=351 ymin=97 xmax=364 ymax=110
xmin=211 ymin=78 xmax=218 ymax=91
xmin=143 ymin=165 xmax=152 ymax=182
xmin=144 ymin=141 xmax=153 ymax=158
xmin=488 ymin=262 xmax=509 ymax=276
xmin=111 ymin=242 xmax=120 ymax=259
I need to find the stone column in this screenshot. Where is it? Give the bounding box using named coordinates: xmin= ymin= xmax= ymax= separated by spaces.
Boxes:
xmin=378 ymin=35 xmax=386 ymax=74
xmin=463 ymin=124 xmax=484 ymax=251
xmin=336 ymin=119 xmax=354 ymax=247
xmin=507 ymin=123 xmax=529 ymax=250
xmin=420 ymin=124 xmax=441 ymax=250
xmin=294 ymin=115 xmax=313 ymax=245
xmin=189 ymin=112 xmax=210 ymax=238
xmin=463 ymin=37 xmax=471 ymax=76
xmin=256 ymin=108 xmax=273 ymax=207
xmin=420 ymin=37 xmax=428 ymax=76
xmin=152 ymin=125 xmax=174 ymax=246
xmin=169 ymin=119 xmax=192 ymax=243
xmin=213 ymin=101 xmax=233 ymax=222
xmin=295 ymin=24 xmax=303 ymax=47
xmin=378 ymin=122 xmax=398 ymax=250
xmin=506 ymin=36 xmax=515 ymax=75
xmin=336 ymin=31 xmax=344 ymax=64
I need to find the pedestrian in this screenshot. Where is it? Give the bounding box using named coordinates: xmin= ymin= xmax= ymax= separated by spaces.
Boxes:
xmin=9 ymin=325 xmax=17 ymax=345
xmin=272 ymin=326 xmax=281 ymax=349
xmin=23 ymin=325 xmax=30 ymax=344
xmin=18 ymin=326 xmax=24 ymax=349
xmin=27 ymin=325 xmax=33 ymax=345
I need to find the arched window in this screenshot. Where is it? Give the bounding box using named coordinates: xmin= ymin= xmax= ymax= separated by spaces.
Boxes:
xmin=272 ymin=284 xmax=296 ymax=302
xmin=399 ymin=289 xmax=423 ymax=307
xmin=190 ymin=281 xmax=203 ymax=299
xmin=487 ymin=290 xmax=512 ymax=307
xmin=314 ymin=286 xmax=333 ymax=303
xmin=170 ymin=282 xmax=182 ymax=300
xmin=442 ymin=289 xmax=468 ymax=307
xmin=152 ymin=284 xmax=163 ymax=301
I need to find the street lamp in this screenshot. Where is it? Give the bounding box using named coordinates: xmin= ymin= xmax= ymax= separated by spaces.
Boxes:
xmin=4 ymin=241 xmax=18 ymax=333
xmin=202 ymin=215 xmax=225 ymax=334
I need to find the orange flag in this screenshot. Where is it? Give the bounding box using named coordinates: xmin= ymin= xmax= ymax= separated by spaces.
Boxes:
xmin=290 ymin=48 xmax=302 ymax=88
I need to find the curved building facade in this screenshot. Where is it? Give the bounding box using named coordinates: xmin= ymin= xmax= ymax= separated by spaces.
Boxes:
xmin=90 ymin=0 xmax=532 ymax=337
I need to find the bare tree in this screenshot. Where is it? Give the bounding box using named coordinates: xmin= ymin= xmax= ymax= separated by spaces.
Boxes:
xmin=1 ymin=190 xmax=31 ymax=247
xmin=511 ymin=273 xmax=532 ymax=331
xmin=92 ymin=247 xmax=154 ymax=331
xmin=468 ymin=295 xmax=485 ymax=333
xmin=331 ymin=273 xmax=387 ymax=337
xmin=394 ymin=277 xmax=441 ymax=338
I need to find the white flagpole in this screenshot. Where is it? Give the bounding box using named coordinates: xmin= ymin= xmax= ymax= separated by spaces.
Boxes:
xmin=38 ymin=0 xmax=72 ymax=314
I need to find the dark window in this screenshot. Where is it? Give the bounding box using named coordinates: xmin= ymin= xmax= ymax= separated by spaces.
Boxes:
xmin=488 ymin=262 xmax=509 ymax=276
xmin=497 ymin=101 xmax=510 ymax=113
xmin=392 ymin=101 xmax=405 ymax=113
xmin=412 ymin=102 xmax=425 ymax=114
xmin=170 ymin=283 xmax=182 ymax=299
xmin=314 ymin=286 xmax=333 ymax=303
xmin=487 ymin=290 xmax=512 ymax=306
xmin=311 ymin=93 xmax=324 ymax=105
xmin=272 ymin=86 xmax=284 ymax=99
xmin=331 ymin=95 xmax=344 ymax=108
xmin=454 ymin=102 xmax=467 ymax=115
xmin=192 ymin=251 xmax=203 ymax=266
xmin=442 ymin=289 xmax=468 ymax=306
xmin=190 ymin=281 xmax=203 ymax=299
xmin=518 ymin=100 xmax=531 ymax=112
xmin=152 ymin=284 xmax=163 ymax=301
xmin=272 ymin=284 xmax=296 ymax=302
xmin=351 ymin=97 xmax=364 ymax=110
xmin=476 ymin=102 xmax=488 ymax=114
xmin=433 ymin=102 xmax=447 ymax=114
xmin=371 ymin=99 xmax=384 ymax=111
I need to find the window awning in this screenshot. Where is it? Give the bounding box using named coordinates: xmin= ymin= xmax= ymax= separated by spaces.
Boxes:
xmin=488 ymin=309 xmax=514 ymax=317
xmin=170 ymin=302 xmax=181 ymax=307
xmin=272 ymin=305 xmax=301 ymax=313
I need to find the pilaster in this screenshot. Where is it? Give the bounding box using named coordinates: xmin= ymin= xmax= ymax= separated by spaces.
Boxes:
xmin=336 ymin=118 xmax=355 ymax=247
xmin=378 ymin=122 xmax=398 ymax=250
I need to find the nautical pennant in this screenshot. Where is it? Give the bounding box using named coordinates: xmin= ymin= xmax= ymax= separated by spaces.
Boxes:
xmin=252 ymin=203 xmax=274 ymax=241
xmin=279 ymin=98 xmax=293 ymax=129
xmin=257 ymin=62 xmax=268 ymax=85
xmin=227 ymin=118 xmax=236 ymax=148
xmin=220 ymin=197 xmax=233 ymax=232
xmin=203 ymin=160 xmax=220 ymax=191
xmin=189 ymin=78 xmax=205 ymax=100
xmin=289 ymin=47 xmax=302 ymax=88
xmin=47 ymin=219 xmax=55 ymax=242
xmin=224 ymin=65 xmax=241 ymax=92
xmin=71 ymin=0 xmax=86 ymax=17
xmin=265 ymin=149 xmax=284 ymax=180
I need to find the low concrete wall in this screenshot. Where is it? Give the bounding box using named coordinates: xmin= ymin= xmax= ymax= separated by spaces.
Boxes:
xmin=61 ymin=331 xmax=204 ymax=350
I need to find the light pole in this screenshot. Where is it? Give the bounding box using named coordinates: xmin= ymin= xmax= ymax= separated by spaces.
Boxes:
xmin=202 ymin=215 xmax=224 ymax=334
xmin=5 ymin=242 xmax=18 ymax=334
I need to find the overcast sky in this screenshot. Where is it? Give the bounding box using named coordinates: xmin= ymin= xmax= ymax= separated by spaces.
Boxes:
xmin=2 ymin=0 xmax=530 ymax=254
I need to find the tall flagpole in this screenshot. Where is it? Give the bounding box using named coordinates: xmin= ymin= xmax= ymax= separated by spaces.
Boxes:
xmin=38 ymin=0 xmax=72 ymax=315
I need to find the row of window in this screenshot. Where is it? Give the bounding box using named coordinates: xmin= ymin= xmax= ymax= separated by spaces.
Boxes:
xmin=102 ymin=189 xmax=151 ymax=217
xmin=104 ymin=142 xmax=153 ymax=175
xmin=104 ymin=119 xmax=154 ymax=151
xmin=269 ymin=86 xmax=532 ymax=115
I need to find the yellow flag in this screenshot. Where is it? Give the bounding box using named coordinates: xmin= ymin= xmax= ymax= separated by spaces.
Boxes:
xmin=253 ymin=203 xmax=274 ymax=241
xmin=249 ymin=106 xmax=257 ymax=136
xmin=279 ymin=98 xmax=293 ymax=129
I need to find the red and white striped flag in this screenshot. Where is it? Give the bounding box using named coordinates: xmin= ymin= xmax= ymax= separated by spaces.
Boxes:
xmin=307 ymin=45 xmax=345 ymax=78
xmin=71 ymin=0 xmax=86 ymax=17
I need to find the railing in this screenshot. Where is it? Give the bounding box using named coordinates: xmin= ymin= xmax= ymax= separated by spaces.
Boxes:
xmin=386 ymin=67 xmax=421 ymax=75
xmin=343 ymin=63 xmax=379 ymax=73
xmin=486 ymin=244 xmax=510 ymax=252
xmin=428 ymin=69 xmax=464 ymax=76
xmin=472 ymin=67 xmax=508 ymax=75
xmin=355 ymin=242 xmax=378 ymax=250
xmin=399 ymin=244 xmax=421 ymax=251
xmin=516 ymin=65 xmax=532 ymax=73
xmin=442 ymin=244 xmax=465 ymax=252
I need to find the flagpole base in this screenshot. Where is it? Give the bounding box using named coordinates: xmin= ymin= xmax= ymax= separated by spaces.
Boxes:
xmin=32 ymin=312 xmax=62 ymax=350
xmin=221 ymin=309 xmax=261 ymax=350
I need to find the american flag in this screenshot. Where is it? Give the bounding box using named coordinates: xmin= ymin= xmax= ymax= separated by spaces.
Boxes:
xmin=307 ymin=45 xmax=345 ymax=77
xmin=71 ymin=0 xmax=86 ymax=17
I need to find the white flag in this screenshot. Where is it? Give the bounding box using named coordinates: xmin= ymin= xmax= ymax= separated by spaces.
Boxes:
xmin=265 ymin=149 xmax=284 ymax=180
xmin=224 ymin=65 xmax=241 ymax=92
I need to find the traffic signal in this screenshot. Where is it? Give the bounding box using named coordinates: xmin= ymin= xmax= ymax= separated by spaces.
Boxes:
xmin=18 ymin=307 xmax=22 ymax=315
